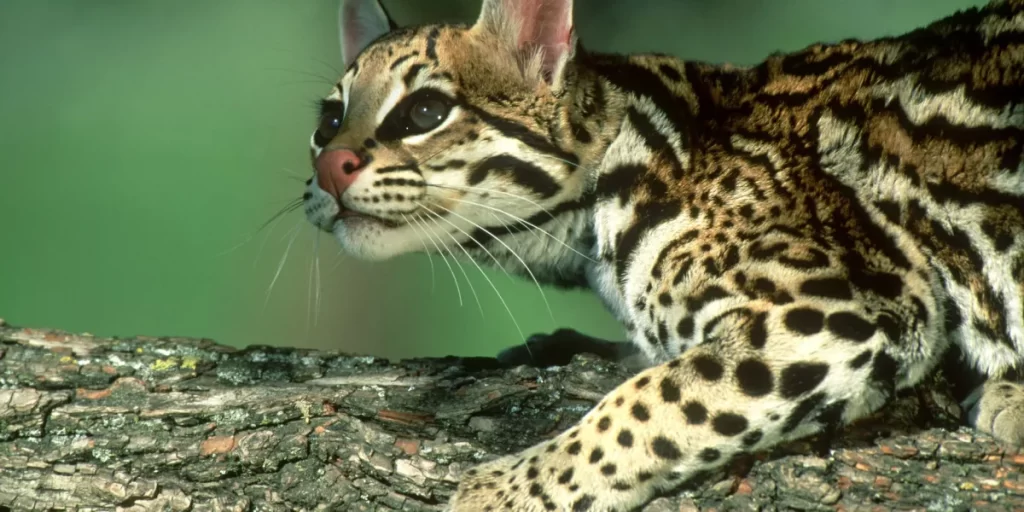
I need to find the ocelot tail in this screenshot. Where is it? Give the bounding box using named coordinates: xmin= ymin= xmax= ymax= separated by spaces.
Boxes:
xmin=302 ymin=0 xmax=1024 ymax=510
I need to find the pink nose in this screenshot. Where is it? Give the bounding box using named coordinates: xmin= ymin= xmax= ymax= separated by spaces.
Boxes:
xmin=314 ymin=148 xmax=363 ymax=200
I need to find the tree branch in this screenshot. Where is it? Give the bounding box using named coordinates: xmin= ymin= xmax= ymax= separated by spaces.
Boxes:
xmin=1 ymin=321 xmax=1021 ymax=511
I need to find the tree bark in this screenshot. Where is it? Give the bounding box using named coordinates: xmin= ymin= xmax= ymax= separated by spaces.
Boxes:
xmin=1 ymin=320 xmax=1021 ymax=511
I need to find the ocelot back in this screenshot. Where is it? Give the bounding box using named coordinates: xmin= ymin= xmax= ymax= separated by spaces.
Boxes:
xmin=302 ymin=0 xmax=1024 ymax=509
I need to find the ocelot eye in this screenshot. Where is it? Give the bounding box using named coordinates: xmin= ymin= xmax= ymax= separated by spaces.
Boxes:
xmin=314 ymin=99 xmax=345 ymax=146
xmin=375 ymin=88 xmax=455 ymax=142
xmin=409 ymin=98 xmax=448 ymax=131
xmin=318 ymin=114 xmax=341 ymax=140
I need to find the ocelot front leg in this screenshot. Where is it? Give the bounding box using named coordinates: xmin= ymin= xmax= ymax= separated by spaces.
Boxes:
xmin=449 ymin=246 xmax=940 ymax=511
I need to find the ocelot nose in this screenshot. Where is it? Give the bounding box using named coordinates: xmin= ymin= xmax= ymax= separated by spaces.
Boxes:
xmin=314 ymin=148 xmax=365 ymax=200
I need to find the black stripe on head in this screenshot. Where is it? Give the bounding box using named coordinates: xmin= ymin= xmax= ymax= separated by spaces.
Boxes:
xmin=390 ymin=51 xmax=419 ymax=70
xmin=458 ymin=98 xmax=579 ymax=170
xmin=468 ymin=155 xmax=561 ymax=199
xmin=403 ymin=64 xmax=427 ymax=88
xmin=425 ymin=27 xmax=441 ymax=63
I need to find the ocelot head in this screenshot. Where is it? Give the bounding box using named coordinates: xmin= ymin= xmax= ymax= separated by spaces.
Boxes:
xmin=303 ymin=0 xmax=598 ymax=276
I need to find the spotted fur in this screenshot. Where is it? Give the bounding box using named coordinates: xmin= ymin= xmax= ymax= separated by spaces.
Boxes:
xmin=303 ymin=0 xmax=1024 ymax=510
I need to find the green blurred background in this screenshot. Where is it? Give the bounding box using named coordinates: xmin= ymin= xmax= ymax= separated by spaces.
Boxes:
xmin=0 ymin=0 xmax=985 ymax=359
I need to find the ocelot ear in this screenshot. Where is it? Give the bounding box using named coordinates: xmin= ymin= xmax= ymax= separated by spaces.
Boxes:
xmin=338 ymin=0 xmax=398 ymax=69
xmin=473 ymin=0 xmax=576 ymax=86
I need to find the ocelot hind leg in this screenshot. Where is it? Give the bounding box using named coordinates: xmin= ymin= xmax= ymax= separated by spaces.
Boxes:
xmin=968 ymin=379 xmax=1024 ymax=445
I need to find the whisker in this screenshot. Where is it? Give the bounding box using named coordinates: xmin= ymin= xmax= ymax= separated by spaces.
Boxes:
xmin=486 ymin=211 xmax=521 ymax=283
xmin=263 ymin=67 xmax=338 ymax=86
xmin=419 ymin=206 xmax=531 ymax=340
xmin=423 ymin=202 xmax=557 ymax=319
xmin=261 ymin=48 xmax=343 ymax=79
xmin=536 ymin=152 xmax=584 ymax=171
xmin=329 ymin=246 xmax=346 ymax=274
xmin=306 ymin=231 xmax=317 ymax=335
xmin=264 ymin=218 xmax=304 ymax=309
xmin=309 ymin=230 xmax=323 ymax=330
xmin=280 ymin=167 xmax=311 ymax=183
xmin=403 ymin=213 xmax=438 ymax=294
xmin=420 ymin=201 xmax=555 ymax=323
xmin=310 ymin=56 xmax=343 ymax=79
xmin=409 ymin=213 xmax=464 ymax=307
xmin=421 ymin=212 xmax=485 ymax=318
xmin=414 ymin=202 xmax=513 ymax=278
xmin=215 ymin=198 xmax=303 ymax=258
xmin=426 ymin=183 xmax=559 ymax=223
xmin=445 ymin=195 xmax=597 ymax=263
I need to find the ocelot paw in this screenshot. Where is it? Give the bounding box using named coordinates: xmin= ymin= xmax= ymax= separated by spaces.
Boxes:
xmin=969 ymin=379 xmax=1024 ymax=445
xmin=496 ymin=328 xmax=643 ymax=369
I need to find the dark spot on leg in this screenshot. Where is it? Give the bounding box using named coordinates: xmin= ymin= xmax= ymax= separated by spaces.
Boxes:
xmin=749 ymin=312 xmax=768 ymax=348
xmin=785 ymin=307 xmax=825 ymax=335
xmin=572 ymin=495 xmax=595 ymax=512
xmin=692 ymin=354 xmax=724 ymax=381
xmin=849 ymin=349 xmax=872 ymax=369
xmin=683 ymin=401 xmax=708 ymax=424
xmin=780 ymin=362 xmax=830 ymax=398
xmin=589 ymin=447 xmax=604 ymax=464
xmin=566 ymin=441 xmax=582 ymax=455
xmin=634 ymin=376 xmax=650 ymax=389
xmin=742 ymin=429 xmax=763 ymax=447
xmin=597 ymin=416 xmax=611 ymax=432
xmin=677 ymin=317 xmax=694 ymax=338
xmin=782 ymin=392 xmax=825 ymax=434
xmin=699 ymin=447 xmax=721 ymax=462
xmin=660 ymin=377 xmax=681 ymax=402
xmin=652 ymin=436 xmax=682 ymax=460
xmin=558 ymin=468 xmax=574 ymax=485
xmin=876 ymin=313 xmax=901 ymax=342
xmin=827 ymin=311 xmax=877 ymax=342
xmin=736 ymin=358 xmax=774 ymax=397
xmin=712 ymin=412 xmax=748 ymax=436
xmin=617 ymin=429 xmax=634 ymax=447
xmin=632 ymin=402 xmax=650 ymax=422
xmin=800 ymin=278 xmax=853 ymax=300
xmin=600 ymin=463 xmax=617 ymax=476
xmin=526 ymin=467 xmax=538 ymax=480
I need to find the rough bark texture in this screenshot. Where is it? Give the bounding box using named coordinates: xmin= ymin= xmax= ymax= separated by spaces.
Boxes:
xmin=1 ymin=320 xmax=1022 ymax=511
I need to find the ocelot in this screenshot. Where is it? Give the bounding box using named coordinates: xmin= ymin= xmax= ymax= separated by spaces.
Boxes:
xmin=302 ymin=0 xmax=1024 ymax=510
